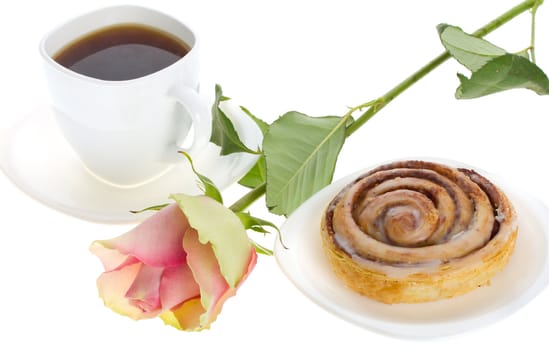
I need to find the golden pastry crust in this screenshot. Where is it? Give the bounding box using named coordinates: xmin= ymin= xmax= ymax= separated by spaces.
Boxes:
xmin=320 ymin=160 xmax=518 ymax=304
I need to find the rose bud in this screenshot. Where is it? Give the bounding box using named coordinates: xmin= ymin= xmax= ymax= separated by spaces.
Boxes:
xmin=90 ymin=194 xmax=257 ymax=331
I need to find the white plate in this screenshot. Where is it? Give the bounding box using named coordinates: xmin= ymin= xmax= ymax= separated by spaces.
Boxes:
xmin=0 ymin=100 xmax=261 ymax=224
xmin=275 ymin=160 xmax=549 ymax=339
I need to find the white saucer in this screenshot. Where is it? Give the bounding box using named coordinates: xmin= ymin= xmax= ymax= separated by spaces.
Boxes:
xmin=0 ymin=101 xmax=262 ymax=224
xmin=275 ymin=159 xmax=549 ymax=339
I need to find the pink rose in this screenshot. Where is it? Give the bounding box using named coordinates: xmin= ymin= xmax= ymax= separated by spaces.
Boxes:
xmin=90 ymin=194 xmax=257 ymax=331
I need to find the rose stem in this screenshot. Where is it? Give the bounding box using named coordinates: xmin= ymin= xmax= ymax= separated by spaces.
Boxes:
xmin=229 ymin=182 xmax=266 ymax=212
xmin=530 ymin=0 xmax=543 ymax=63
xmin=345 ymin=0 xmax=541 ymax=136
xmin=228 ymin=0 xmax=540 ymax=213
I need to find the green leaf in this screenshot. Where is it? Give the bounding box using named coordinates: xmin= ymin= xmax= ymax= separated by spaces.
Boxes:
xmin=456 ymin=54 xmax=549 ymax=99
xmin=179 ymin=151 xmax=223 ymax=204
xmin=235 ymin=211 xmax=280 ymax=235
xmin=516 ymin=49 xmax=531 ymax=60
xmin=438 ymin=24 xmax=506 ymax=72
xmin=438 ymin=23 xmax=549 ymax=99
xmin=210 ymin=85 xmax=257 ymax=155
xmin=238 ymin=105 xmax=269 ymax=188
xmin=240 ymin=105 xmax=270 ymax=135
xmin=129 ymin=203 xmax=169 ymax=214
xmin=235 ymin=211 xmax=285 ymax=252
xmin=264 ymin=112 xmax=346 ymax=216
xmin=238 ymin=156 xmax=266 ymax=188
xmin=250 ymin=240 xmax=273 ymax=256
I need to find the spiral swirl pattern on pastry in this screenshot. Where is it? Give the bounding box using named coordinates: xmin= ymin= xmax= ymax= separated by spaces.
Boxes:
xmin=321 ymin=160 xmax=518 ymax=304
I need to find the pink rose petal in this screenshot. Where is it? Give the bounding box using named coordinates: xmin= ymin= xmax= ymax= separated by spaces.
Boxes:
xmin=91 ymin=196 xmax=258 ymax=331
xmin=95 ymin=204 xmax=188 ymax=268
xmin=90 ymin=242 xmax=139 ymax=272
xmin=124 ymin=264 xmax=164 ymax=315
xmin=96 ymin=262 xmax=155 ymax=320
xmin=206 ymin=248 xmax=257 ymax=325
xmin=160 ymin=260 xmax=201 ymax=311
xmin=181 ymin=228 xmax=256 ymax=328
xmin=182 ymin=228 xmax=229 ymax=328
xmin=171 ymin=194 xmax=254 ymax=288
xmin=161 ymin=297 xmax=205 ymax=331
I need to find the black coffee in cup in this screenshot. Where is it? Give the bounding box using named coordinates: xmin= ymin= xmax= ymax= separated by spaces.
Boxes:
xmin=53 ymin=24 xmax=190 ymax=81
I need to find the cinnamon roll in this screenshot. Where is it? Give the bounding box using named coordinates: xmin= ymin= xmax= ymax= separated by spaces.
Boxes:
xmin=320 ymin=160 xmax=517 ymax=304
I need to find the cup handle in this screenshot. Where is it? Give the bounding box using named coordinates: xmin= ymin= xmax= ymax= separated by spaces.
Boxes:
xmin=166 ymin=85 xmax=212 ymax=162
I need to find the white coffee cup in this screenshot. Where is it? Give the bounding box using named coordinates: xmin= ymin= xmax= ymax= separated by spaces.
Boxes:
xmin=39 ymin=5 xmax=211 ymax=187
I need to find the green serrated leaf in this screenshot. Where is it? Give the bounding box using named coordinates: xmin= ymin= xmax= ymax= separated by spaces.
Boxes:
xmin=210 ymin=85 xmax=257 ymax=155
xmin=235 ymin=211 xmax=280 ymax=234
xmin=238 ymin=105 xmax=269 ymax=188
xmin=240 ymin=106 xmax=270 ymax=136
xmin=238 ymin=156 xmax=266 ymax=188
xmin=235 ymin=212 xmax=286 ymax=251
xmin=516 ymin=49 xmax=531 ymax=60
xmin=457 ymin=72 xmax=469 ymax=85
xmin=438 ymin=24 xmax=506 ymax=72
xmin=456 ymin=54 xmax=549 ymax=99
xmin=130 ymin=203 xmax=169 ymax=214
xmin=179 ymin=151 xmax=223 ymax=204
xmin=264 ymin=112 xmax=346 ymax=216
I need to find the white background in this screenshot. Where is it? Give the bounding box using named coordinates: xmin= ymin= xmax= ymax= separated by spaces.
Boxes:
xmin=1 ymin=0 xmax=549 ymax=348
